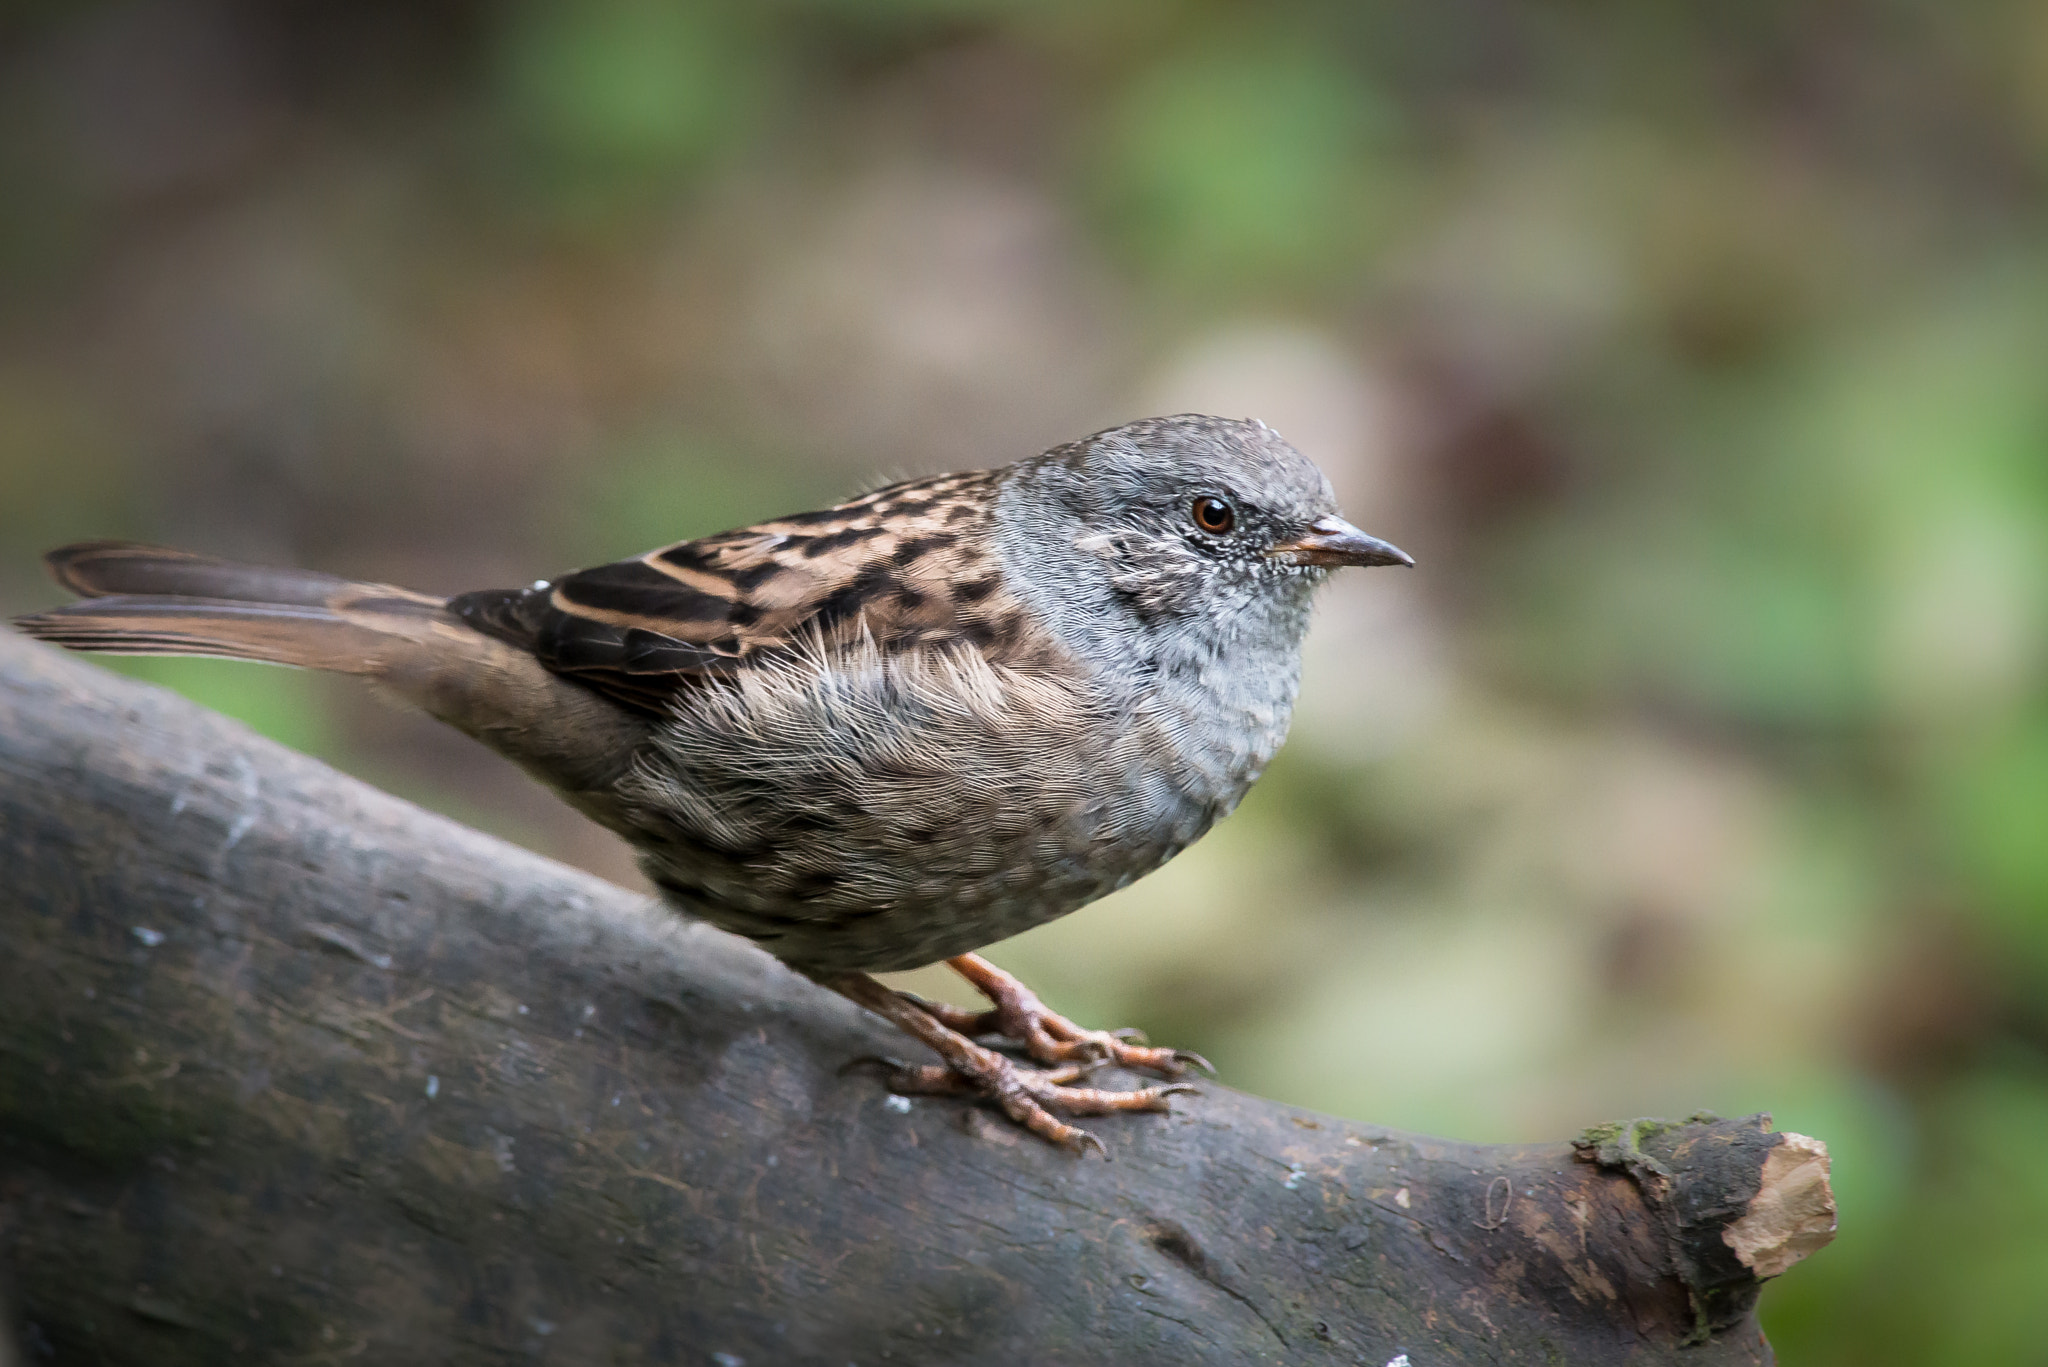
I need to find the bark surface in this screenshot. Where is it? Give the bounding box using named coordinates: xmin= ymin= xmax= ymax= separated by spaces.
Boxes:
xmin=0 ymin=632 xmax=1828 ymax=1365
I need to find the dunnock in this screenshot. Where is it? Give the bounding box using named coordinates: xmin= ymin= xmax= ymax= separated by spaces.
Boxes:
xmin=16 ymin=414 xmax=1410 ymax=1151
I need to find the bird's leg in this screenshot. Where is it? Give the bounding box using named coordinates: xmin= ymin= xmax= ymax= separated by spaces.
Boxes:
xmin=817 ymin=971 xmax=1193 ymax=1154
xmin=926 ymin=953 xmax=1212 ymax=1078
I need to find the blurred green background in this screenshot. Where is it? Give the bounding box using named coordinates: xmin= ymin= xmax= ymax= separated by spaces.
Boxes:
xmin=4 ymin=0 xmax=2047 ymax=1356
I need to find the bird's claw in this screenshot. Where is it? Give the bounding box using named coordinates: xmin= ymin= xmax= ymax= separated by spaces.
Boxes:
xmin=821 ymin=963 xmax=1206 ymax=1155
xmin=934 ymin=953 xmax=1210 ymax=1081
xmin=850 ymin=1042 xmax=1189 ymax=1153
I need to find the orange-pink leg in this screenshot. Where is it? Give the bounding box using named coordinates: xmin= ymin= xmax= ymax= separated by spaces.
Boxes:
xmin=820 ymin=971 xmax=1194 ymax=1154
xmin=919 ymin=953 xmax=1212 ymax=1077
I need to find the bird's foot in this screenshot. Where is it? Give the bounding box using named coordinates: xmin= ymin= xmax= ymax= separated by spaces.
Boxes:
xmin=856 ymin=1056 xmax=1194 ymax=1155
xmin=926 ymin=952 xmax=1212 ymax=1078
xmin=821 ymin=970 xmax=1195 ymax=1154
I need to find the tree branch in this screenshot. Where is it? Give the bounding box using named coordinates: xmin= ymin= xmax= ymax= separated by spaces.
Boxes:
xmin=0 ymin=632 xmax=1833 ymax=1365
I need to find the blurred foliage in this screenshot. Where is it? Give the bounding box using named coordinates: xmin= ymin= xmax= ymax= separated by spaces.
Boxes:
xmin=1090 ymin=27 xmax=1405 ymax=293
xmin=99 ymin=655 xmax=337 ymax=760
xmin=492 ymin=0 xmax=772 ymax=220
xmin=4 ymin=0 xmax=2048 ymax=1357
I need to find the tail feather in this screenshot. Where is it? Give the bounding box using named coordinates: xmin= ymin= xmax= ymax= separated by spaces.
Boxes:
xmin=44 ymin=540 xmax=411 ymax=609
xmin=18 ymin=542 xmax=446 ymax=675
xmin=13 ymin=594 xmax=421 ymax=674
xmin=11 ymin=542 xmax=651 ymax=803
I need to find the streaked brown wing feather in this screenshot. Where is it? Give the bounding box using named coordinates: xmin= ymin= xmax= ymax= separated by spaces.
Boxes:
xmin=449 ymin=470 xmax=1036 ymax=715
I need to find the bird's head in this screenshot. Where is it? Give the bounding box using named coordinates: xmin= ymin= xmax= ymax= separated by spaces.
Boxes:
xmin=1013 ymin=414 xmax=1410 ymax=629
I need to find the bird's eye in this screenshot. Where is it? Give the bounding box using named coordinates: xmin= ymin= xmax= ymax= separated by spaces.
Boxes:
xmin=1191 ymin=496 xmax=1236 ymax=535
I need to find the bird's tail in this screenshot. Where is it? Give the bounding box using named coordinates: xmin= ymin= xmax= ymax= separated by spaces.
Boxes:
xmin=13 ymin=541 xmax=647 ymax=801
xmin=16 ymin=540 xmax=452 ymax=675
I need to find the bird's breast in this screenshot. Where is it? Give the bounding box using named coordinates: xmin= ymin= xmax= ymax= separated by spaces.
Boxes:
xmin=613 ymin=630 xmax=1302 ymax=973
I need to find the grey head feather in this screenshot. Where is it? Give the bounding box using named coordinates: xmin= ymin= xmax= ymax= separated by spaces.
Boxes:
xmin=991 ymin=413 xmax=1342 ymax=684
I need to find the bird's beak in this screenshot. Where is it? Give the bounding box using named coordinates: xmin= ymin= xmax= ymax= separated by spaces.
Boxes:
xmin=1267 ymin=516 xmax=1414 ymax=568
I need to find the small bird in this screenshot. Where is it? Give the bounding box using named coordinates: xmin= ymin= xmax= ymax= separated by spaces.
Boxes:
xmin=15 ymin=414 xmax=1410 ymax=1151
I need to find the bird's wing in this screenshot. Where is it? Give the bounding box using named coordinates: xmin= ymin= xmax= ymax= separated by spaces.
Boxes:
xmin=449 ymin=469 xmax=1042 ymax=714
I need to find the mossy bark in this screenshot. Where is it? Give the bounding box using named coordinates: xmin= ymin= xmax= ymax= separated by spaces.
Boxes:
xmin=0 ymin=632 xmax=1813 ymax=1364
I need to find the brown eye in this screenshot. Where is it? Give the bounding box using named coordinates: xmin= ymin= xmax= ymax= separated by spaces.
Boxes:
xmin=1191 ymin=496 xmax=1236 ymax=534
